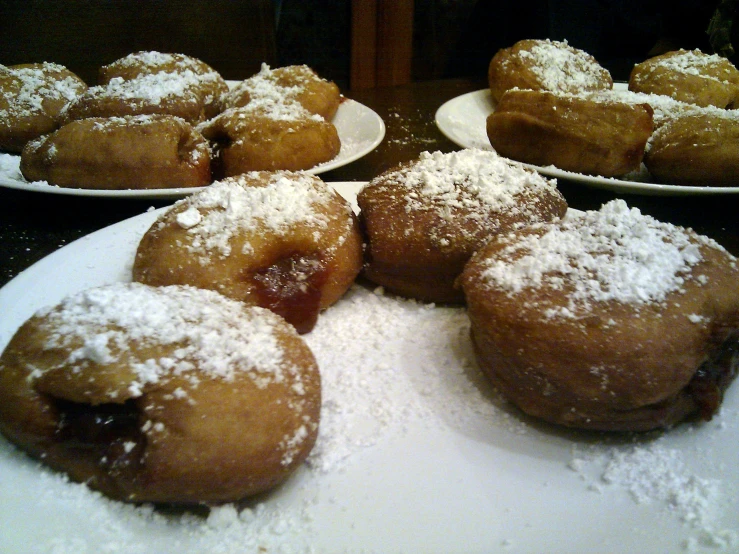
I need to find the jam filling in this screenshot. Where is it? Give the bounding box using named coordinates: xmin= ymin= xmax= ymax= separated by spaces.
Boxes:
xmin=252 ymin=252 xmax=328 ymax=334
xmin=687 ymin=331 xmax=739 ymax=421
xmin=54 ymin=398 xmax=145 ymax=473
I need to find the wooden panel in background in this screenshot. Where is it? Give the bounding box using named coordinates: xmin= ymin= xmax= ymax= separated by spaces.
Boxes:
xmin=351 ymin=0 xmax=414 ymax=89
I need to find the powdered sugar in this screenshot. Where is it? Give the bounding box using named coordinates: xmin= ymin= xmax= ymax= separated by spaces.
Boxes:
xmin=165 ymin=172 xmax=342 ymax=259
xmin=0 ymin=62 xmax=86 ymax=119
xmin=478 ymin=199 xmax=718 ymax=315
xmin=35 ymin=283 xmax=293 ymax=396
xmin=375 ymin=149 xmax=559 ymax=222
xmin=509 ymin=39 xmax=610 ymax=93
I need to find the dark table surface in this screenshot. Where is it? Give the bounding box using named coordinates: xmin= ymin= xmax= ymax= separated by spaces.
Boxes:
xmin=2 ymin=77 xmax=738 ymax=289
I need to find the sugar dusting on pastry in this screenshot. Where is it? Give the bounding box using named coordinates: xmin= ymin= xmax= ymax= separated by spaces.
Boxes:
xmin=169 ymin=172 xmax=341 ymax=258
xmin=36 ymin=282 xmax=296 ymax=394
xmin=477 ymin=199 xmax=730 ymax=315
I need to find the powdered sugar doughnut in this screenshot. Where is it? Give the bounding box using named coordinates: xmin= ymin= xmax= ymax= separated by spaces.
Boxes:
xmin=133 ymin=171 xmax=363 ymax=333
xmin=487 ymin=39 xmax=612 ymax=103
xmin=61 ymin=54 xmax=226 ymax=125
xmin=0 ymin=62 xmax=87 ymax=153
xmin=487 ymin=89 xmax=654 ymax=177
xmin=460 ymin=199 xmax=739 ymax=431
xmin=357 ymin=149 xmax=567 ymax=303
xmin=197 ymin=103 xmax=340 ymax=176
xmin=20 ymin=114 xmax=211 ymax=190
xmin=629 ymin=49 xmax=739 ymax=109
xmin=224 ymin=64 xmax=341 ymax=121
xmin=644 ymin=108 xmax=739 ymax=187
xmin=0 ymin=283 xmax=321 ymax=504
xmin=98 ymin=51 xmax=228 ymax=119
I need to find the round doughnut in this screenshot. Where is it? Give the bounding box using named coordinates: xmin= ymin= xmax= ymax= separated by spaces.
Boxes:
xmin=644 ymin=108 xmax=739 ymax=187
xmin=99 ymin=51 xmax=228 ymax=119
xmin=357 ymin=149 xmax=567 ymax=303
xmin=486 ymin=89 xmax=654 ymax=177
xmin=19 ymin=114 xmax=211 ymax=190
xmin=0 ymin=62 xmax=87 ymax=153
xmin=224 ymin=64 xmax=341 ymax=121
xmin=133 ymin=171 xmax=363 ymax=333
xmin=487 ymin=39 xmax=613 ymax=103
xmin=629 ymin=49 xmax=739 ymax=109
xmin=0 ymin=283 xmax=321 ymax=504
xmin=196 ymin=103 xmax=340 ymax=176
xmin=459 ymin=199 xmax=739 ymax=432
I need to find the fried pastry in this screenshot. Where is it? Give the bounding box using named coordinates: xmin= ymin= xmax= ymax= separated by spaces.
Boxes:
xmin=20 ymin=114 xmax=211 ymax=190
xmin=629 ymin=49 xmax=739 ymax=108
xmin=460 ymin=199 xmax=739 ymax=431
xmin=224 ymin=64 xmax=341 ymax=121
xmin=487 ymin=39 xmax=612 ymax=103
xmin=133 ymin=171 xmax=363 ymax=333
xmin=197 ymin=102 xmax=340 ymax=176
xmin=99 ymin=51 xmax=228 ymax=119
xmin=0 ymin=62 xmax=87 ymax=153
xmin=357 ymin=149 xmax=567 ymax=303
xmin=486 ymin=89 xmax=654 ymax=177
xmin=0 ymin=283 xmax=321 ymax=504
xmin=644 ymin=108 xmax=739 ymax=187
xmin=61 ymin=56 xmax=225 ymax=125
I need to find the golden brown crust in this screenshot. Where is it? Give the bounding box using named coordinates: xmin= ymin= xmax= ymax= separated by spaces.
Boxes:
xmin=19 ymin=115 xmax=212 ymax=190
xmin=0 ymin=62 xmax=87 ymax=153
xmin=644 ymin=110 xmax=739 ymax=187
xmin=459 ymin=201 xmax=739 ymax=431
xmin=488 ymin=39 xmax=612 ymax=103
xmin=198 ymin=105 xmax=340 ymax=176
xmin=224 ymin=64 xmax=341 ymax=121
xmin=133 ymin=171 xmax=363 ymax=333
xmin=0 ymin=283 xmax=321 ymax=504
xmin=629 ymin=49 xmax=739 ymax=108
xmin=357 ymin=149 xmax=567 ymax=303
xmin=486 ymin=89 xmax=654 ymax=177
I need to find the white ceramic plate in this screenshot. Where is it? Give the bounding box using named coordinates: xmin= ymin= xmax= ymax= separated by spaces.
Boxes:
xmin=0 ymin=99 xmax=384 ymax=199
xmin=435 ymin=87 xmax=739 ymax=196
xmin=0 ymin=184 xmax=737 ymax=553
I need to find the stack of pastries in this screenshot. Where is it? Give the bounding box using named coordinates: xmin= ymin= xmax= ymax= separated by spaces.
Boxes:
xmin=485 ymin=39 xmax=739 ymax=186
xmin=1 ymin=52 xmax=342 ymax=190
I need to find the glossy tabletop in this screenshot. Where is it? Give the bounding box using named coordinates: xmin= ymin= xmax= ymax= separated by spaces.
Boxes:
xmin=1 ymin=77 xmax=738 ymax=288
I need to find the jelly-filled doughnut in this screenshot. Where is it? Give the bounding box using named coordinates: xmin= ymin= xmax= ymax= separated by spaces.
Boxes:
xmin=486 ymin=89 xmax=654 ymax=177
xmin=487 ymin=39 xmax=612 ymax=103
xmin=357 ymin=149 xmax=567 ymax=303
xmin=0 ymin=283 xmax=321 ymax=504
xmin=460 ymin=199 xmax=739 ymax=432
xmin=20 ymin=114 xmax=211 ymax=190
xmin=98 ymin=51 xmax=228 ymax=120
xmin=224 ymin=63 xmax=341 ymax=121
xmin=133 ymin=171 xmax=363 ymax=333
xmin=629 ymin=49 xmax=739 ymax=109
xmin=197 ymin=102 xmax=340 ymax=176
xmin=0 ymin=62 xmax=87 ymax=153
